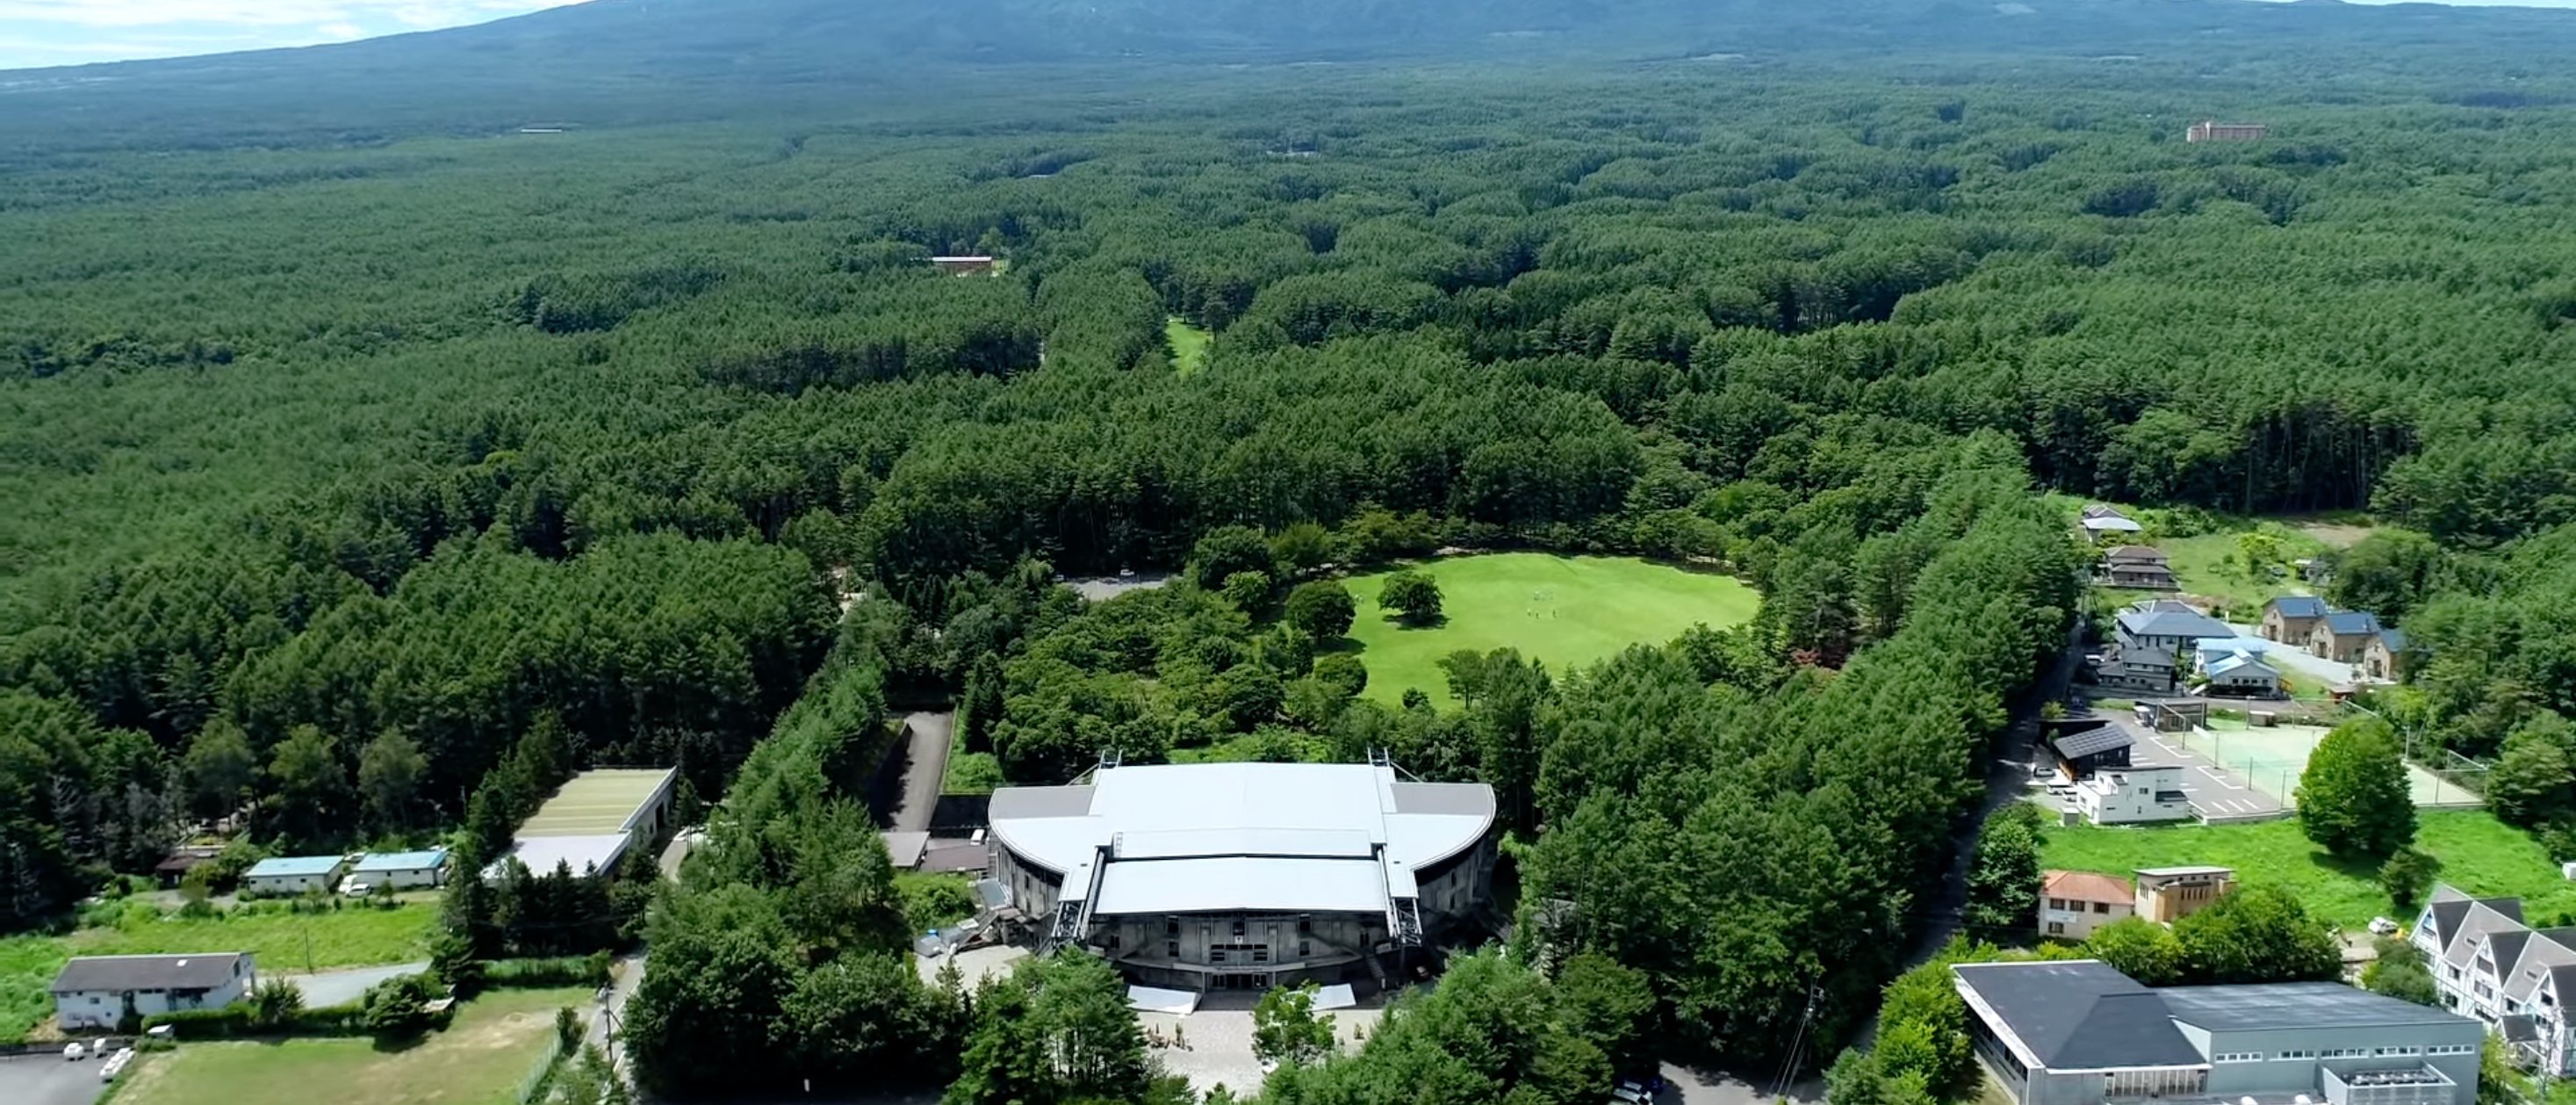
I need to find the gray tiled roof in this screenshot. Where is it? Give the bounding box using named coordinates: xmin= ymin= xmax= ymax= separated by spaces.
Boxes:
xmin=1954 ymin=962 xmax=2206 ymax=1071
xmin=2268 ymin=596 xmax=2328 ymax=618
xmin=2119 ymin=608 xmax=2235 ymax=640
xmin=53 ymin=953 xmax=249 ymax=994
xmin=2160 ymin=982 xmax=2472 ymax=1031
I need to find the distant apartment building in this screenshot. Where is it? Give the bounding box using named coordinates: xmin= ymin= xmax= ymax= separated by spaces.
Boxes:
xmin=2188 ymin=120 xmax=2270 ymax=142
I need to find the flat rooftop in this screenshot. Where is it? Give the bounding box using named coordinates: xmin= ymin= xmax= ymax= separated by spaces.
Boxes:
xmin=518 ymin=768 xmax=677 ymax=837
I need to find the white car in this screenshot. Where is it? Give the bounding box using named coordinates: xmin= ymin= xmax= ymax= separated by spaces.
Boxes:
xmin=341 ymin=879 xmax=375 ymax=897
xmin=63 ymin=1042 xmax=86 ymax=1060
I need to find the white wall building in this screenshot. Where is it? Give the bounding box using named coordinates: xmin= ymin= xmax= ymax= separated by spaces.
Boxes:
xmin=2414 ymin=885 xmax=2576 ymax=1073
xmin=2074 ymin=764 xmax=2193 ymax=825
xmin=2040 ymin=870 xmax=2137 ymax=942
xmin=989 ymin=761 xmax=1497 ymax=992
xmin=242 ymin=855 xmax=349 ymax=896
xmin=52 ymin=953 xmax=255 ymax=1030
xmin=347 ymin=849 xmax=449 ymax=891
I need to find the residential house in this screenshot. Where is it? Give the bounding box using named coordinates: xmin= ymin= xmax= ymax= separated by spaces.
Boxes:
xmin=931 ymin=255 xmax=997 ymax=276
xmin=2134 ymin=866 xmax=2236 ymax=924
xmin=2100 ymin=545 xmax=2179 ymax=590
xmin=242 ymin=855 xmax=349 ymax=896
xmin=152 ymin=846 xmax=222 ymax=889
xmin=2104 ymin=601 xmax=2235 ymax=693
xmin=2311 ymin=610 xmax=2385 ymax=665
xmin=52 ymin=953 xmax=255 ymax=1031
xmin=2366 ymin=629 xmax=2414 ymax=682
xmin=2262 ymin=596 xmax=2329 ymax=645
xmin=2201 ymin=650 xmax=2283 ymax=698
xmin=1955 ymin=959 xmax=2482 ymax=1105
xmin=2050 ymin=722 xmax=2135 ymax=779
xmin=2073 ymin=764 xmax=2192 ymax=826
xmin=2081 ymin=504 xmax=2145 ymax=543
xmin=2413 ymin=885 xmax=2576 ymax=1073
xmin=2041 ymin=870 xmax=2136 ymax=941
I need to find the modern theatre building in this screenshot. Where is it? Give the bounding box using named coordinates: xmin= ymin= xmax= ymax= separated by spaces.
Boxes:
xmin=986 ymin=760 xmax=1498 ymax=991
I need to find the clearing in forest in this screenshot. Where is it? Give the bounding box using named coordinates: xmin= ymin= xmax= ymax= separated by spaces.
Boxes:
xmin=115 ymin=986 xmax=590 ymax=1105
xmin=1340 ymin=553 xmax=1757 ymax=706
xmin=1165 ymin=316 xmax=1212 ymax=374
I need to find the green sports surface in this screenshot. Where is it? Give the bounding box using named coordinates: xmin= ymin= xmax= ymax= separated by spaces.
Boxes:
xmin=1341 ymin=554 xmax=1759 ymax=706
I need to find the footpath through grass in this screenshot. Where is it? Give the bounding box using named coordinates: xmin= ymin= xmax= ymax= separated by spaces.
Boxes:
xmin=2043 ymin=810 xmax=2576 ymax=930
xmin=116 ymin=986 xmax=590 ymax=1105
xmin=1166 ymin=316 xmax=1211 ymax=375
xmin=1342 ymin=553 xmax=1758 ymax=706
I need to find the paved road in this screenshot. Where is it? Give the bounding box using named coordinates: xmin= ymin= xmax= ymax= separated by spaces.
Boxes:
xmin=277 ymin=961 xmax=429 ymax=1008
xmin=586 ymin=953 xmax=646 ymax=1087
xmin=1659 ymin=1062 xmax=1824 ymax=1105
xmin=0 ymin=1053 xmax=108 ymax=1105
xmin=2227 ymin=623 xmax=2360 ymax=687
xmin=888 ymin=711 xmax=953 ymax=834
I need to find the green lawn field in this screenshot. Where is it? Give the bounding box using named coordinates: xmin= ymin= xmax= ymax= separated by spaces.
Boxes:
xmin=2042 ymin=810 xmax=2576 ymax=930
xmin=71 ymin=900 xmax=438 ymax=973
xmin=1340 ymin=554 xmax=1758 ymax=706
xmin=117 ymin=986 xmax=588 ymax=1105
xmin=0 ymin=934 xmax=69 ymax=1044
xmin=1166 ymin=316 xmax=1211 ymax=375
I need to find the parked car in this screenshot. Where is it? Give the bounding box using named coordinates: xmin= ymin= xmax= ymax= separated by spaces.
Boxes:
xmin=2370 ymin=916 xmax=2400 ymax=935
xmin=340 ymin=879 xmax=375 ymax=897
xmin=63 ymin=1042 xmax=85 ymax=1060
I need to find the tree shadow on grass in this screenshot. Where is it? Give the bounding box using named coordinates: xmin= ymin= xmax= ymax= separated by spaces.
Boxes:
xmin=1376 ymin=612 xmax=1450 ymax=631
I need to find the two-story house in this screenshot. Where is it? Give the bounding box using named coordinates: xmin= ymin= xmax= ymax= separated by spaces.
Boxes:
xmin=2312 ymin=611 xmax=2386 ymax=665
xmin=2261 ymin=596 xmax=2329 ymax=645
xmin=2100 ymin=546 xmax=2180 ymax=590
xmin=2104 ymin=601 xmax=2235 ymax=693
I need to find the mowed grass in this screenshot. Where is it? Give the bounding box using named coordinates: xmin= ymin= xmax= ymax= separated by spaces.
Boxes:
xmin=70 ymin=901 xmax=437 ymax=972
xmin=117 ymin=986 xmax=590 ymax=1105
xmin=2042 ymin=810 xmax=2576 ymax=931
xmin=1166 ymin=316 xmax=1211 ymax=375
xmin=0 ymin=933 xmax=70 ymax=1044
xmin=1341 ymin=554 xmax=1758 ymax=706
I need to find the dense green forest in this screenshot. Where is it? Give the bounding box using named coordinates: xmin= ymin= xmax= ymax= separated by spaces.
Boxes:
xmin=14 ymin=0 xmax=2576 ymax=1097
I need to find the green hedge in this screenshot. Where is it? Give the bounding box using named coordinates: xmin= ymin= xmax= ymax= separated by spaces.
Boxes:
xmin=142 ymin=1000 xmax=368 ymax=1038
xmin=484 ymin=952 xmax=612 ymax=990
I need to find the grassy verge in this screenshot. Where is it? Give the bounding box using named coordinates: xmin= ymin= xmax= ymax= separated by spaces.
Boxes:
xmin=116 ymin=986 xmax=588 ymax=1105
xmin=1166 ymin=316 xmax=1211 ymax=375
xmin=0 ymin=933 xmax=71 ymax=1044
xmin=1341 ymin=553 xmax=1759 ymax=707
xmin=2156 ymin=529 xmax=2328 ymax=615
xmin=2042 ymin=810 xmax=2576 ymax=930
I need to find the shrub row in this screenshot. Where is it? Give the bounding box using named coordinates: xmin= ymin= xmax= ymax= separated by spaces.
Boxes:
xmin=142 ymin=1000 xmax=368 ymax=1039
xmin=484 ymin=952 xmax=614 ymax=990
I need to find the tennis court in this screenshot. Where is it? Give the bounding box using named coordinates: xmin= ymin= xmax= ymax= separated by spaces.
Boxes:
xmin=517 ymin=769 xmax=677 ymax=837
xmin=2177 ymin=720 xmax=2475 ymax=809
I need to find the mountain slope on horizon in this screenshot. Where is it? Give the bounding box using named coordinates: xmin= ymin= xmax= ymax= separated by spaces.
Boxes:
xmin=8 ymin=0 xmax=2576 ymax=151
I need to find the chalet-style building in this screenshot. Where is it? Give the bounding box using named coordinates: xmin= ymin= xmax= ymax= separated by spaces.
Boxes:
xmin=2414 ymin=885 xmax=2576 ymax=1073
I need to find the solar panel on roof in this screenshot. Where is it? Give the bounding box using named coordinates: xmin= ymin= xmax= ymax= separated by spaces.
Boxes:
xmin=2054 ymin=726 xmax=2133 ymax=760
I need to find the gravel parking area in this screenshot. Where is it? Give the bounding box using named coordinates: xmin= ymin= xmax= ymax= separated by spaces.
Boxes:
xmin=1138 ymin=1005 xmax=1383 ymax=1097
xmin=0 ymin=1052 xmax=109 ymax=1105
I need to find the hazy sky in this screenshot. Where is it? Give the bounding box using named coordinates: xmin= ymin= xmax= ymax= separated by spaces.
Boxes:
xmin=4 ymin=0 xmax=2576 ymax=71
xmin=0 ymin=0 xmax=592 ymax=69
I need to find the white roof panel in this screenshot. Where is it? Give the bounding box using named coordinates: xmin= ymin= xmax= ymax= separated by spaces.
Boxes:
xmin=1091 ymin=857 xmax=1391 ymax=915
xmin=1115 ymin=827 xmax=1374 ymax=860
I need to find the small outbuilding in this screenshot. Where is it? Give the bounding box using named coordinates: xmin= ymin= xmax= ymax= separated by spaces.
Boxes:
xmin=347 ymin=849 xmax=450 ymax=892
xmin=52 ymin=953 xmax=255 ymax=1031
xmin=242 ymin=855 xmax=349 ymax=896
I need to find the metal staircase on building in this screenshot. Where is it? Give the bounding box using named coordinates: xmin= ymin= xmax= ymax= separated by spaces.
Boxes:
xmin=1040 ymin=841 xmax=1115 ymax=953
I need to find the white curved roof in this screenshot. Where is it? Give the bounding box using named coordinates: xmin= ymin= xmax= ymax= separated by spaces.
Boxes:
xmin=988 ymin=762 xmax=1494 ymax=916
